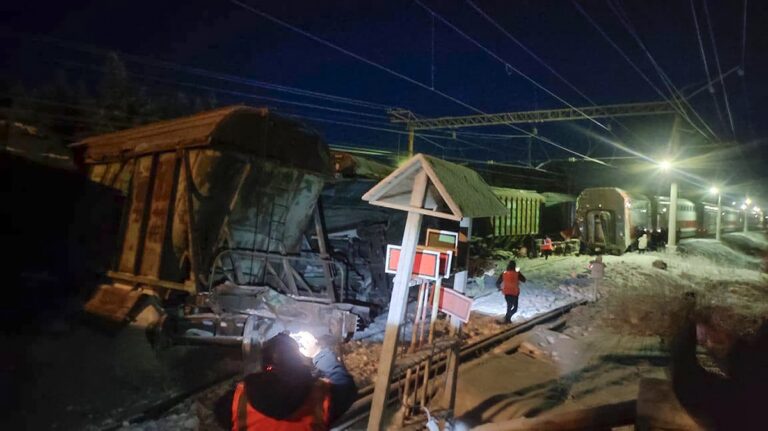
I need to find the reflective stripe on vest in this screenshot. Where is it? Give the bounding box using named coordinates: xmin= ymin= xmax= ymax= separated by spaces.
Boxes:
xmin=232 ymin=378 xmax=331 ymax=431
xmin=502 ymin=270 xmax=520 ymax=296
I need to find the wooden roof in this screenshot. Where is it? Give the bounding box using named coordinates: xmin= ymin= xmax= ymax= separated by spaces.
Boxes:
xmin=361 ymin=153 xmax=507 ymax=221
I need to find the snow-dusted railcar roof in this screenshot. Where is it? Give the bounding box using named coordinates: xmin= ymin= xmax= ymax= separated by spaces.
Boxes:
xmin=72 ymin=105 xmax=329 ymax=175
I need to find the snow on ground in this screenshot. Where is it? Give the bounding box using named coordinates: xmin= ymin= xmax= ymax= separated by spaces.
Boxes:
xmin=470 ymin=257 xmax=593 ymax=320
xmin=722 ymin=231 xmax=768 ymax=256
xmin=113 ymin=232 xmax=768 ymax=430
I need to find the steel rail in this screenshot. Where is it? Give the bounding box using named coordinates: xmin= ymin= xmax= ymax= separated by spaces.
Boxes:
xmin=101 ymin=300 xmax=585 ymax=430
xmin=331 ymin=299 xmax=586 ymax=429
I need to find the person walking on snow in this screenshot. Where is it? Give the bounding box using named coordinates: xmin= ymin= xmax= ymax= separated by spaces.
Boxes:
xmin=496 ymin=260 xmax=527 ymax=323
xmin=588 ymin=255 xmax=606 ymax=301
xmin=638 ymin=233 xmax=648 ymax=254
xmin=541 ymin=236 xmax=554 ymax=260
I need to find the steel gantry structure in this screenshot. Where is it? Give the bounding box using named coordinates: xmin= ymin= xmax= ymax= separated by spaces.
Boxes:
xmin=390 ymin=101 xmax=677 ymax=155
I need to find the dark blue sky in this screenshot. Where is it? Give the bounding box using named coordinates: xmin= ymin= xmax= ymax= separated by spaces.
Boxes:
xmin=2 ymin=0 xmax=766 ymax=196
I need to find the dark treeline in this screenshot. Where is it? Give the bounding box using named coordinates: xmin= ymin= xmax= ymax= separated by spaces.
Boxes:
xmin=0 ymin=52 xmax=218 ymax=148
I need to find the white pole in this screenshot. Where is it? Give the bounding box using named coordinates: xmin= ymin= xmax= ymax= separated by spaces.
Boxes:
xmin=744 ymin=209 xmax=749 ymax=233
xmin=715 ymin=193 xmax=722 ymax=241
xmin=668 ymin=181 xmax=678 ymax=248
xmin=368 ymin=171 xmax=427 ymax=430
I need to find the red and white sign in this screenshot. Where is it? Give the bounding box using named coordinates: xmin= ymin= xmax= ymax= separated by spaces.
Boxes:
xmin=385 ymin=245 xmax=453 ymax=281
xmin=438 ymin=287 xmax=473 ymax=323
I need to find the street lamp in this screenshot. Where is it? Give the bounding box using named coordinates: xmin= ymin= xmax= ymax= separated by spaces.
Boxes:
xmin=659 ymin=160 xmax=678 ymax=248
xmin=709 ymin=186 xmax=722 ymax=241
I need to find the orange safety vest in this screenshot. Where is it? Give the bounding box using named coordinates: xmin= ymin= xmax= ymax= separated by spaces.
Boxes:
xmin=541 ymin=238 xmax=553 ymax=251
xmin=502 ymin=270 xmax=521 ymax=296
xmin=231 ymin=378 xmax=332 ymax=431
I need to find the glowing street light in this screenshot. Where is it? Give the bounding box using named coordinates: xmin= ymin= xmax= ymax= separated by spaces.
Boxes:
xmin=659 ymin=160 xmax=672 ymax=171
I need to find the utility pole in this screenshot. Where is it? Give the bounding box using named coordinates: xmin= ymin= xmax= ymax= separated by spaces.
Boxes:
xmin=715 ymin=192 xmax=722 ymax=241
xmin=667 ymin=116 xmax=681 ymax=249
xmin=407 ymin=127 xmax=415 ymax=157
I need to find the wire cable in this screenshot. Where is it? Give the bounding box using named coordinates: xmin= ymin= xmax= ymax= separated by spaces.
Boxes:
xmin=228 ymin=0 xmax=608 ymax=166
xmin=572 ymin=0 xmax=717 ymax=141
xmin=608 ymin=0 xmax=719 ymax=141
xmin=688 ymin=0 xmax=725 ymax=126
xmin=415 ymin=0 xmax=610 ymax=132
xmin=702 ymin=0 xmax=736 ymax=135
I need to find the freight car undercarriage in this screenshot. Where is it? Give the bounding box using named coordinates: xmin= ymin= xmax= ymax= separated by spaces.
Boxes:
xmin=90 ymin=248 xmax=370 ymax=355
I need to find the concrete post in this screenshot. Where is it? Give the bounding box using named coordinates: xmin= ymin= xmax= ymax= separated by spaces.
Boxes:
xmin=715 ymin=193 xmax=722 ymax=241
xmin=668 ymin=181 xmax=678 ymax=248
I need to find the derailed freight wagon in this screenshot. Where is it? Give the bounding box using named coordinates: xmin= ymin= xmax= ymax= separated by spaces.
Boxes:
xmin=76 ymin=106 xmax=359 ymax=349
xmin=576 ymin=187 xmax=651 ymax=254
xmin=477 ymin=187 xmax=544 ymax=240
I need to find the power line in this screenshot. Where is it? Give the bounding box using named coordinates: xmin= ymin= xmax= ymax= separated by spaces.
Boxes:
xmin=463 ymin=0 xmax=656 ymax=155
xmin=688 ymin=0 xmax=726 ymax=128
xmin=53 ymin=58 xmax=389 ymax=120
xmin=18 ymin=33 xmax=392 ymax=111
xmin=228 ymin=0 xmax=608 ymax=166
xmin=572 ymin=0 xmax=717 ymax=141
xmin=607 ymin=0 xmax=719 ymax=142
xmin=702 ymin=0 xmax=736 ymax=136
xmin=415 ymin=0 xmax=610 ymax=132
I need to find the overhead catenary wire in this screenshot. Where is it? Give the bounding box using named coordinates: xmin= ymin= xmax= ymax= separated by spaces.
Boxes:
xmin=605 ymin=0 xmax=719 ymax=142
xmin=701 ymin=0 xmax=736 ymax=136
xmin=571 ymin=0 xmax=716 ymax=142
xmin=228 ymin=0 xmax=609 ymax=166
xmin=463 ymin=0 xmax=652 ymax=156
xmin=414 ymin=0 xmax=611 ymax=132
xmin=688 ymin=0 xmax=726 ymax=127
xmin=17 ymin=33 xmax=392 ymax=112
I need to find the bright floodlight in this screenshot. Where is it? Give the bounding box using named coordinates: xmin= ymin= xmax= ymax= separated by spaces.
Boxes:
xmin=709 ymin=186 xmax=719 ymax=195
xmin=659 ymin=160 xmax=672 ymax=171
xmin=746 ymin=198 xmax=752 ymax=205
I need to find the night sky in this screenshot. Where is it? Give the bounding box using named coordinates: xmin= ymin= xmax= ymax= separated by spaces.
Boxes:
xmin=2 ymin=0 xmax=767 ymax=200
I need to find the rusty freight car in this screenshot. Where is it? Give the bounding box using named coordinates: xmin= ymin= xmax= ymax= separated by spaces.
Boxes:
xmin=75 ymin=106 xmax=359 ymax=349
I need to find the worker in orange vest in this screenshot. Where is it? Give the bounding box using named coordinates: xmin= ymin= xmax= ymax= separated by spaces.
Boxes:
xmin=496 ymin=260 xmax=527 ymax=323
xmin=215 ymin=332 xmax=357 ymax=431
xmin=540 ymin=236 xmax=554 ymax=260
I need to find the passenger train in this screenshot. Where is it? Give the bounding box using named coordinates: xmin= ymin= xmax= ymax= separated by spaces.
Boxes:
xmin=576 ymin=187 xmax=763 ymax=254
xmin=482 ymin=186 xmax=764 ymax=256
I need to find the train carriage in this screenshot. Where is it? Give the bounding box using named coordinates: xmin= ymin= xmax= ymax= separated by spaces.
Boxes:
xmin=576 ymin=187 xmax=651 ymax=254
xmin=654 ymin=196 xmax=698 ymax=238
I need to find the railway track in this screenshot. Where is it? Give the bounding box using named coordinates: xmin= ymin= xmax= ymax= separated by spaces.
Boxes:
xmin=104 ymin=299 xmax=585 ymax=430
xmin=331 ymin=299 xmax=586 ymax=429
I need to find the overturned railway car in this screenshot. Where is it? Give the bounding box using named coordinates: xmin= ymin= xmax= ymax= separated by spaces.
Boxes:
xmin=76 ymin=106 xmax=359 ymax=348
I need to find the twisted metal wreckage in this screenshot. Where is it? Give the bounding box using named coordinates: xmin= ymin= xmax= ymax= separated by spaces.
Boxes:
xmin=76 ymin=106 xmax=386 ymax=354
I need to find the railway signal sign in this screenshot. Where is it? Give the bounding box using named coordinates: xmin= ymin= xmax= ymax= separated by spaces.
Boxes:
xmin=438 ymin=287 xmax=473 ymax=323
xmin=385 ymin=245 xmax=453 ymax=281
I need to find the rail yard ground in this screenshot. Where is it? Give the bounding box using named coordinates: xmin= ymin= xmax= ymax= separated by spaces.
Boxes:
xmin=72 ymin=231 xmax=767 ymax=431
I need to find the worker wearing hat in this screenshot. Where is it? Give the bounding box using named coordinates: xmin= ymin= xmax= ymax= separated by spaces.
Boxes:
xmin=216 ymin=332 xmax=357 ymax=430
